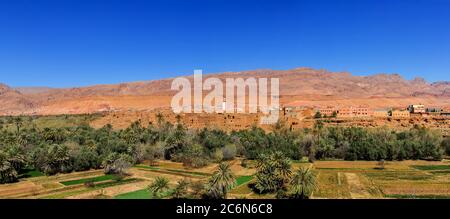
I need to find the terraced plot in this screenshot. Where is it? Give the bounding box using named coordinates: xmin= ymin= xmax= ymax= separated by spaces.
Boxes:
xmin=42 ymin=178 xmax=143 ymax=199
xmin=60 ymin=175 xmax=116 ymax=186
xmin=1 ymin=160 xmax=448 ymax=199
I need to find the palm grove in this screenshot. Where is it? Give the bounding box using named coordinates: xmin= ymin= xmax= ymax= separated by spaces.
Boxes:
xmin=0 ymin=115 xmax=449 ymax=198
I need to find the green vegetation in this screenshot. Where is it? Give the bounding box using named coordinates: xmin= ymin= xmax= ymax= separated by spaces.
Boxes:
xmin=0 ymin=114 xmax=101 ymax=132
xmin=148 ymin=177 xmax=170 ymax=198
xmin=411 ymin=165 xmax=450 ymax=171
xmin=172 ymin=178 xmax=190 ymax=199
xmin=138 ymin=166 xmax=209 ymax=178
xmin=115 ymin=188 xmax=151 ymax=199
xmin=363 ymin=171 xmax=432 ymax=181
xmin=205 ymin=162 xmax=236 ymax=199
xmin=289 ymin=167 xmax=318 ymax=199
xmin=251 ymin=151 xmax=318 ymax=199
xmin=254 ymin=151 xmax=292 ymax=194
xmin=236 ymin=175 xmax=253 ymax=186
xmin=19 ymin=168 xmax=44 ymax=178
xmin=60 ymin=174 xmax=115 ymax=186
xmin=158 ymin=168 xmax=210 ymax=176
xmin=0 ymin=113 xmax=447 ymax=185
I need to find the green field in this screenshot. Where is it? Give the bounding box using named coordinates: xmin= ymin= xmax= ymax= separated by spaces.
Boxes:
xmin=411 ymin=165 xmax=450 ymax=171
xmin=115 ymin=189 xmax=152 ymax=199
xmin=115 ymin=188 xmax=174 ymax=199
xmin=2 ymin=160 xmax=450 ymax=199
xmin=19 ymin=169 xmax=44 ymax=178
xmin=236 ymin=175 xmax=253 ymax=186
xmin=136 ymin=164 xmax=211 ymax=177
xmin=60 ymin=174 xmax=116 ymax=186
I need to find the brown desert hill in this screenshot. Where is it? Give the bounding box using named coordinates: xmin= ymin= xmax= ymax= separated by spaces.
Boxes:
xmin=1 ymin=67 xmax=449 ymax=115
xmin=0 ymin=83 xmax=37 ymax=114
xmin=14 ymin=86 xmax=55 ymax=95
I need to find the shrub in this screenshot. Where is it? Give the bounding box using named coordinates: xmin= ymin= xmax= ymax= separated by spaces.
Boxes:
xmin=314 ymin=111 xmax=322 ymax=119
xmin=441 ymin=137 xmax=450 ymax=156
xmin=0 ymin=150 xmax=19 ymax=184
xmin=190 ymin=180 xmax=206 ymax=198
xmin=212 ymin=148 xmax=223 ymax=162
xmin=240 ymin=159 xmax=248 ymax=168
xmin=103 ymin=153 xmax=133 ymax=176
xmin=84 ymin=179 xmax=95 ymax=187
xmin=222 ymin=144 xmax=237 ymax=160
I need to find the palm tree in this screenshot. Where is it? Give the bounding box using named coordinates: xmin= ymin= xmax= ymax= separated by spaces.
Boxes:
xmin=207 ymin=162 xmax=236 ymax=199
xmin=0 ymin=151 xmax=19 ymax=184
xmin=5 ymin=145 xmax=26 ymax=171
xmin=255 ymin=151 xmax=292 ymax=193
xmin=156 ymin=112 xmax=164 ymax=127
xmin=175 ymin=114 xmax=182 ymax=124
xmin=148 ymin=177 xmax=170 ymax=198
xmin=190 ymin=180 xmax=206 ymax=198
xmin=13 ymin=117 xmax=23 ymax=133
xmin=272 ymin=151 xmax=292 ymax=180
xmin=289 ymin=167 xmax=317 ymax=199
xmin=172 ymin=178 xmax=190 ymax=199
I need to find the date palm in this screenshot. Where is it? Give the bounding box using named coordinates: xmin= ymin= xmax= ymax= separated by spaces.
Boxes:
xmin=175 ymin=114 xmax=182 ymax=124
xmin=13 ymin=117 xmax=23 ymax=133
xmin=5 ymin=145 xmax=27 ymax=171
xmin=172 ymin=178 xmax=190 ymax=199
xmin=0 ymin=151 xmax=18 ymax=183
xmin=207 ymin=162 xmax=236 ymax=199
xmin=156 ymin=112 xmax=164 ymax=127
xmin=272 ymin=151 xmax=292 ymax=180
xmin=148 ymin=176 xmax=170 ymax=198
xmin=255 ymin=151 xmax=292 ymax=193
xmin=290 ymin=167 xmax=317 ymax=199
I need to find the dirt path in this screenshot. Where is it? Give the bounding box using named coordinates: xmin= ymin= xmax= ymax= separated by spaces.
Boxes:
xmin=344 ymin=173 xmax=372 ymax=199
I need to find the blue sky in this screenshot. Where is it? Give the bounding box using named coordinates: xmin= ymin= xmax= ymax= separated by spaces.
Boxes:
xmin=0 ymin=0 xmax=449 ymax=87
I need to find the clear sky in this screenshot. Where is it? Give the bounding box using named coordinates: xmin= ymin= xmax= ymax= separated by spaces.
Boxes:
xmin=0 ymin=0 xmax=449 ymax=87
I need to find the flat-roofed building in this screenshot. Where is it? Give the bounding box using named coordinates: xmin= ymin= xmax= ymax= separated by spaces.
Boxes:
xmin=373 ymin=110 xmax=388 ymax=118
xmin=392 ymin=110 xmax=410 ymax=118
xmin=408 ymin=104 xmax=425 ymax=113
xmin=351 ymin=106 xmax=372 ymax=117
xmin=319 ymin=106 xmax=337 ymax=117
xmin=335 ymin=106 xmax=372 ymax=118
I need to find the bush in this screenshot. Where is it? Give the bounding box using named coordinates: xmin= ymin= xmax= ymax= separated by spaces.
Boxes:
xmin=212 ymin=148 xmax=223 ymax=162
xmin=103 ymin=153 xmax=133 ymax=176
xmin=84 ymin=179 xmax=95 ymax=187
xmin=0 ymin=150 xmax=19 ymax=184
xmin=240 ymin=159 xmax=248 ymax=168
xmin=143 ymin=142 xmax=164 ymax=165
xmin=314 ymin=112 xmax=322 ymax=119
xmin=190 ymin=180 xmax=206 ymax=198
xmin=183 ymin=156 xmax=209 ymax=168
xmin=222 ymin=144 xmax=237 ymax=160
xmin=441 ymin=137 xmax=450 ymax=156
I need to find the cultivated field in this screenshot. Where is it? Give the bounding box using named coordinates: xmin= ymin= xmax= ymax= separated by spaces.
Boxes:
xmin=1 ymin=159 xmax=449 ymax=199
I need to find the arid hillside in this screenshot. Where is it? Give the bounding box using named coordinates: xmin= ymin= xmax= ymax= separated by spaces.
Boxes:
xmin=1 ymin=67 xmax=449 ymax=115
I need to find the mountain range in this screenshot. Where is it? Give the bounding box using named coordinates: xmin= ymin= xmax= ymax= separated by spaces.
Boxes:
xmin=1 ymin=67 xmax=449 ymax=115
